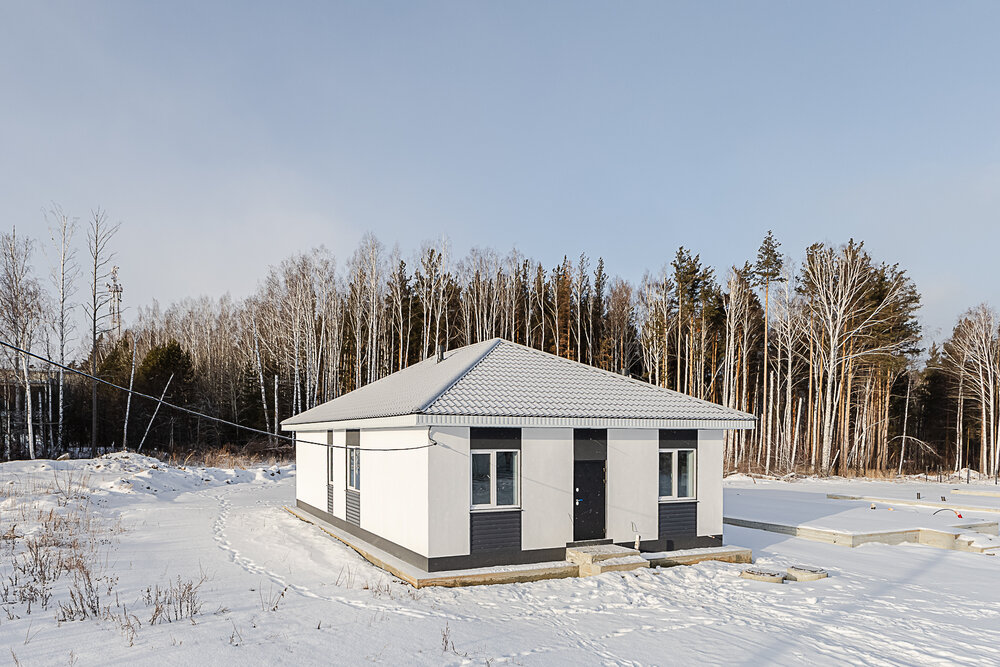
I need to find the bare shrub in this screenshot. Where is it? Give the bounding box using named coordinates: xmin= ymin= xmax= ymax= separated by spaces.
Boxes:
xmin=259 ymin=583 xmax=287 ymax=612
xmin=335 ymin=565 xmax=356 ymax=588
xmin=110 ymin=606 xmax=142 ymax=646
xmin=57 ymin=567 xmax=118 ymax=622
xmin=52 ymin=471 xmax=90 ymax=505
xmin=143 ymin=575 xmax=206 ymax=624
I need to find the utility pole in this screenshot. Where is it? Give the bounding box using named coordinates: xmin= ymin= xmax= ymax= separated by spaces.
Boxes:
xmin=106 ymin=266 xmax=123 ymax=340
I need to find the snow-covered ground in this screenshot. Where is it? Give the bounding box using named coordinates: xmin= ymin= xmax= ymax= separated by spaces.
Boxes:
xmin=3 ymin=457 xmax=1000 ymax=666
xmin=726 ymin=473 xmax=1000 ymax=538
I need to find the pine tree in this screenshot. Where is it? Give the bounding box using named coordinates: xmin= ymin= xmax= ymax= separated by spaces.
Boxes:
xmin=755 ymin=231 xmax=784 ymax=474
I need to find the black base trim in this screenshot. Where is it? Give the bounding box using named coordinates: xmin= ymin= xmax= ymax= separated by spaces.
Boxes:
xmin=626 ymin=534 xmax=724 ymax=552
xmin=296 ymin=500 xmax=568 ymax=573
xmin=297 ymin=500 xmax=430 ymax=569
xmin=430 ymin=547 xmax=566 ymax=571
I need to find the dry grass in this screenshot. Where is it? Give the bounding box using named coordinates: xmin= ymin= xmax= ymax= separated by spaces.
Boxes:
xmin=144 ymin=575 xmax=206 ymax=624
xmin=162 ymin=445 xmax=291 ymax=470
xmin=0 ymin=468 xmax=207 ymax=646
xmin=1 ymin=487 xmax=116 ymax=622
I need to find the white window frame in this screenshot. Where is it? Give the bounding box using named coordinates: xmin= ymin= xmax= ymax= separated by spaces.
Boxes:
xmin=658 ymin=448 xmax=696 ymax=501
xmin=347 ymin=445 xmax=360 ymax=492
xmin=470 ymin=449 xmax=520 ymax=510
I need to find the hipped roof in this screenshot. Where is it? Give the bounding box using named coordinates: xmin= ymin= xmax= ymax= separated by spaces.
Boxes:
xmin=282 ymin=338 xmax=755 ymax=429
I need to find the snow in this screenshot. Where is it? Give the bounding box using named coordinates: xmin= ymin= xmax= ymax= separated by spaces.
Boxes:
xmin=3 ymin=457 xmax=1000 ymax=665
xmin=725 ymin=474 xmax=1000 ymax=535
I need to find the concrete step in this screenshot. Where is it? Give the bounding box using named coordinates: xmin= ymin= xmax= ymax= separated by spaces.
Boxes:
xmin=566 ymin=544 xmax=641 ymax=566
xmin=578 ymin=554 xmax=649 ymax=577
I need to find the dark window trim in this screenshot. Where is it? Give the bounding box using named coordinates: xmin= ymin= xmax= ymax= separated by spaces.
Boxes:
xmin=470 ymin=427 xmax=521 ymax=450
xmin=574 ymin=428 xmax=607 ymax=461
xmin=659 ymin=429 xmax=698 ymax=449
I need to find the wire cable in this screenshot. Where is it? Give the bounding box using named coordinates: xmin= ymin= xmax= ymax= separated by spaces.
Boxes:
xmin=1 ymin=339 xmax=435 ymax=452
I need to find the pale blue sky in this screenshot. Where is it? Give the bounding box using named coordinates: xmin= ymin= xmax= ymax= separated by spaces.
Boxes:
xmin=4 ymin=1 xmax=999 ymax=342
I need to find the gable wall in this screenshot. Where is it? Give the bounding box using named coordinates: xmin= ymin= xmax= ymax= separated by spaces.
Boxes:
xmin=295 ymin=431 xmax=329 ymax=510
xmin=696 ymin=429 xmax=724 ymax=537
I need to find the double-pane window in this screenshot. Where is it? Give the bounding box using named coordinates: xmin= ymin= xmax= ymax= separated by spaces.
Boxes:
xmin=471 ymin=450 xmax=519 ymax=509
xmin=347 ymin=446 xmax=360 ymax=491
xmin=659 ymin=449 xmax=695 ymax=500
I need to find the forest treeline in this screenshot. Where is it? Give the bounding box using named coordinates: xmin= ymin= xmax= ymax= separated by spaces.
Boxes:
xmin=4 ymin=209 xmax=1000 ymax=476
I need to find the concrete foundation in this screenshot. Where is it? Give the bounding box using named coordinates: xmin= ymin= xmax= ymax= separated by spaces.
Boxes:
xmin=287 ymin=505 xmax=753 ymax=587
xmin=724 ymin=516 xmax=1000 ymax=554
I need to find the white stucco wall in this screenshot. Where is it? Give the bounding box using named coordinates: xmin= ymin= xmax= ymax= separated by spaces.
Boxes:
xmin=696 ymin=429 xmax=724 ymax=537
xmin=606 ymin=429 xmax=660 ymax=543
xmin=358 ymin=427 xmax=430 ymax=557
xmin=329 ymin=429 xmax=346 ymax=519
xmin=520 ymin=427 xmax=574 ymax=550
xmin=426 ymin=426 xmax=471 ymax=558
xmin=295 ymin=431 xmax=328 ymax=510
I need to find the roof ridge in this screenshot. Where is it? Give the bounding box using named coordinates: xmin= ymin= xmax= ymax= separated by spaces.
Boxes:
xmin=417 ymin=338 xmax=502 ymax=413
xmin=482 ymin=338 xmax=753 ymax=420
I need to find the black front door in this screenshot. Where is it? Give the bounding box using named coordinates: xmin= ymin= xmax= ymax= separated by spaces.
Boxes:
xmin=573 ymin=460 xmax=606 ymax=541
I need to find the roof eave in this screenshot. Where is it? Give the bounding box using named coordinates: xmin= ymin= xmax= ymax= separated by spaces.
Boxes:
xmin=283 ymin=413 xmax=755 ymax=432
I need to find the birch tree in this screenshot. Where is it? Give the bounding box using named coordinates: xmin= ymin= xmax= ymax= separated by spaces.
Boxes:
xmin=800 ymin=241 xmax=918 ymax=474
xmin=84 ymin=209 xmax=120 ymax=455
xmin=47 ymin=205 xmax=78 ymax=452
xmin=0 ymin=228 xmax=45 ymax=459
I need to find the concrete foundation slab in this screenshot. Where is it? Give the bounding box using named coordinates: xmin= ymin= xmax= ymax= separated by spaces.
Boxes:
xmin=287 ymin=505 xmax=754 ymax=587
xmin=645 ymin=545 xmax=753 ymax=568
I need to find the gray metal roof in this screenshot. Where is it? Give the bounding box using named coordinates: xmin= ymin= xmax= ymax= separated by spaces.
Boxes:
xmin=281 ymin=338 xmax=755 ymax=427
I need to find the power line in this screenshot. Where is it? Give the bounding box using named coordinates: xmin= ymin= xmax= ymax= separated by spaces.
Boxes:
xmin=1 ymin=339 xmax=435 ymax=453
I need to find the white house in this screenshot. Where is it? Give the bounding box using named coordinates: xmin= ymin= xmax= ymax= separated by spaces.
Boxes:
xmin=282 ymin=338 xmax=755 ymax=572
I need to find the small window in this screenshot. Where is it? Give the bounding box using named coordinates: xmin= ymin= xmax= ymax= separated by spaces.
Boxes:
xmin=347 ymin=446 xmax=360 ymax=491
xmin=471 ymin=449 xmax=519 ymax=509
xmin=659 ymin=448 xmax=695 ymax=500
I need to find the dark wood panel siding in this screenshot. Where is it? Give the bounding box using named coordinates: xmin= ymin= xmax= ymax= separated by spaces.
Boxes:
xmin=327 ymin=484 xmax=336 ymax=515
xmin=346 ymin=489 xmax=361 ymax=526
xmin=659 ymin=501 xmax=697 ymax=540
xmin=659 ymin=429 xmax=698 ymax=449
xmin=470 ymin=427 xmax=521 ymax=450
xmin=470 ymin=510 xmax=522 ymax=552
xmin=296 ymin=500 xmax=564 ymax=572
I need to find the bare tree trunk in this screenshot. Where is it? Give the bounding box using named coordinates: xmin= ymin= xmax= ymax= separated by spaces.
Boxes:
xmin=21 ymin=354 xmax=34 ymax=459
xmin=122 ymin=335 xmax=136 ymax=450
xmin=898 ymin=372 xmax=911 ymax=475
